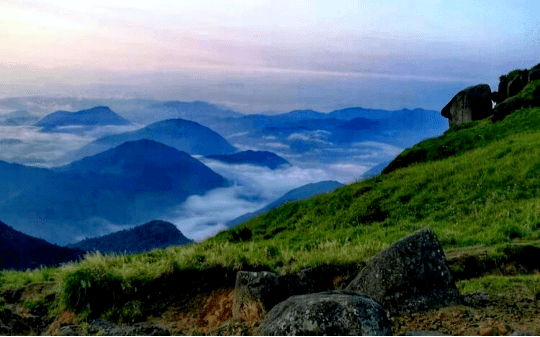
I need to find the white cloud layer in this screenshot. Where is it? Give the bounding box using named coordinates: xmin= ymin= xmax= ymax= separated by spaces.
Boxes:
xmin=166 ymin=156 xmax=378 ymax=241
xmin=0 ymin=124 xmax=142 ymax=166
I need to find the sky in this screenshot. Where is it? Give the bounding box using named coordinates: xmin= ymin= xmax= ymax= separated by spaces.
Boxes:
xmin=1 ymin=0 xmax=539 ymax=112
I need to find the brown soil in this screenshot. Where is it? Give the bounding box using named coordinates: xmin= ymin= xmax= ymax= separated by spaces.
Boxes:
xmin=46 ymin=311 xmax=76 ymax=336
xmin=147 ymin=289 xmax=258 ymax=335
xmin=393 ymin=290 xmax=540 ymax=336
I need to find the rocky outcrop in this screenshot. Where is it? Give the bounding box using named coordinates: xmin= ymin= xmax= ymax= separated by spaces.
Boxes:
xmin=492 ymin=88 xmax=540 ymax=122
xmin=441 ymin=84 xmax=492 ymax=126
xmin=232 ymin=268 xmax=333 ymax=321
xmin=529 ymin=68 xmax=540 ymax=83
xmin=508 ymin=74 xmax=527 ymax=98
xmin=346 ymin=228 xmax=459 ymax=315
xmin=260 ymin=290 xmax=392 ymax=336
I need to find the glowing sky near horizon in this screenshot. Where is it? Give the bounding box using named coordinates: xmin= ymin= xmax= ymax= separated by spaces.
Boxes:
xmin=1 ymin=0 xmax=539 ymax=107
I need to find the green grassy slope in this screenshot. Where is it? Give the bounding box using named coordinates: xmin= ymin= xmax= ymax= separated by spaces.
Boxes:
xmin=2 ymin=106 xmax=540 ymax=320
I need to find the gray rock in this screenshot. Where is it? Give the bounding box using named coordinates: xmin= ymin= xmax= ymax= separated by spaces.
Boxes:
xmin=233 ymin=271 xmax=280 ymax=321
xmin=441 ymin=84 xmax=492 ymax=126
xmin=491 ymin=91 xmax=503 ymax=104
xmin=511 ymin=331 xmax=536 ymax=336
xmin=89 ymin=320 xmax=170 ymax=336
xmin=260 ymin=290 xmax=392 ymax=336
xmin=508 ymin=75 xmax=526 ymax=97
xmin=498 ymin=76 xmax=509 ymax=102
xmin=529 ymin=69 xmax=540 ymax=83
xmin=59 ymin=325 xmax=80 ymax=336
xmin=460 ymin=291 xmax=491 ymax=307
xmin=232 ymin=268 xmax=333 ymax=321
xmin=405 ymin=330 xmax=447 ymax=336
xmin=346 ymin=228 xmax=459 ymax=315
xmin=492 ymin=99 xmax=520 ymax=122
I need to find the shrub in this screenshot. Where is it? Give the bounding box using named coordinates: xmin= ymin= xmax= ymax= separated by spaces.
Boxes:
xmin=62 ymin=267 xmax=123 ymax=315
xmin=230 ymin=228 xmax=253 ymax=242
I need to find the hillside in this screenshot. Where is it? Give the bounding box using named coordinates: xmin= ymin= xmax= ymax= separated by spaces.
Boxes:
xmin=2 ymin=68 xmax=540 ymax=335
xmin=226 ymin=180 xmax=343 ymax=228
xmin=68 ymin=220 xmax=192 ymax=254
xmin=0 ymin=221 xmax=84 ymax=270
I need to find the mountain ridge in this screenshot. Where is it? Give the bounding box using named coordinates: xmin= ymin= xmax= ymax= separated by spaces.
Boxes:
xmin=62 ymin=118 xmax=237 ymax=164
xmin=36 ymin=106 xmax=131 ymax=130
xmin=0 ymin=220 xmax=84 ymax=270
xmin=206 ymin=150 xmax=291 ymax=170
xmin=0 ymin=139 xmax=228 ymax=245
xmin=68 ymin=220 xmax=193 ymax=254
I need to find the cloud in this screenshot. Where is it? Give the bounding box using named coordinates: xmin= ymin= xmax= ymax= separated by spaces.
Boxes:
xmin=164 ymin=156 xmax=376 ymax=241
xmin=225 ymin=131 xmax=250 ymax=139
xmin=0 ymin=126 xmax=90 ymax=166
xmin=0 ymin=124 xmax=143 ymax=167
xmin=287 ymin=130 xmax=331 ymax=144
xmin=351 ymin=141 xmax=403 ymax=157
xmin=264 ymin=142 xmax=290 ymax=149
xmin=164 ymin=186 xmax=268 ymax=241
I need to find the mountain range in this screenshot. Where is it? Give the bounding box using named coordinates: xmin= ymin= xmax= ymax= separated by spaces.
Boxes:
xmin=61 ymin=118 xmax=237 ymax=164
xmin=0 ymin=140 xmax=228 ymax=244
xmin=145 ymin=101 xmax=243 ymax=125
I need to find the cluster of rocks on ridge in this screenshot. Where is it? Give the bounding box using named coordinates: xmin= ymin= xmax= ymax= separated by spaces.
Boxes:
xmin=441 ymin=63 xmax=540 ymax=126
xmin=234 ymin=228 xmax=461 ymax=335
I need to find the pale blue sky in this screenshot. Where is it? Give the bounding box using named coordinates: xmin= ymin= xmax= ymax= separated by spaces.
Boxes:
xmin=1 ymin=0 xmax=539 ymax=111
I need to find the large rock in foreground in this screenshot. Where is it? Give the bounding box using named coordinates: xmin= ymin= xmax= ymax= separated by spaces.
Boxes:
xmin=260 ymin=291 xmax=392 ymax=336
xmin=346 ymin=228 xmax=459 ymax=315
xmin=441 ymin=84 xmax=492 ymax=126
xmin=232 ymin=268 xmax=332 ymax=321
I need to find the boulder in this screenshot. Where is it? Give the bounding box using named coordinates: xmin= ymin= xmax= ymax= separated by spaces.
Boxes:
xmin=508 ymin=76 xmax=525 ymax=98
xmin=346 ymin=228 xmax=459 ymax=315
xmin=498 ymin=76 xmax=509 ymax=102
xmin=529 ymin=69 xmax=540 ymax=83
xmin=260 ymin=290 xmax=392 ymax=336
xmin=491 ymin=91 xmax=503 ymax=104
xmin=460 ymin=291 xmax=491 ymax=307
xmin=233 ymin=271 xmax=280 ymax=322
xmin=492 ymin=92 xmax=540 ymax=122
xmin=232 ymin=268 xmax=333 ymax=321
xmin=441 ymin=84 xmax=492 ymax=126
xmin=492 ymin=99 xmax=521 ymax=122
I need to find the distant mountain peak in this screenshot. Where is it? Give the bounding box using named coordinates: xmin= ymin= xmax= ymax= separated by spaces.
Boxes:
xmin=62 ymin=117 xmax=237 ymax=163
xmin=68 ymin=220 xmax=192 ymax=254
xmin=206 ymin=150 xmax=291 ymax=170
xmin=36 ymin=105 xmax=131 ymax=129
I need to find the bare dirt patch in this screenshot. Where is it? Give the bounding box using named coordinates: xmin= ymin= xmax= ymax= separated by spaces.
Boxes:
xmin=147 ymin=289 xmax=254 ymax=335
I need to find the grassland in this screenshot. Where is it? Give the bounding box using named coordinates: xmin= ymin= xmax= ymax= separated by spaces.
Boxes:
xmin=2 ymin=106 xmax=540 ymax=326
